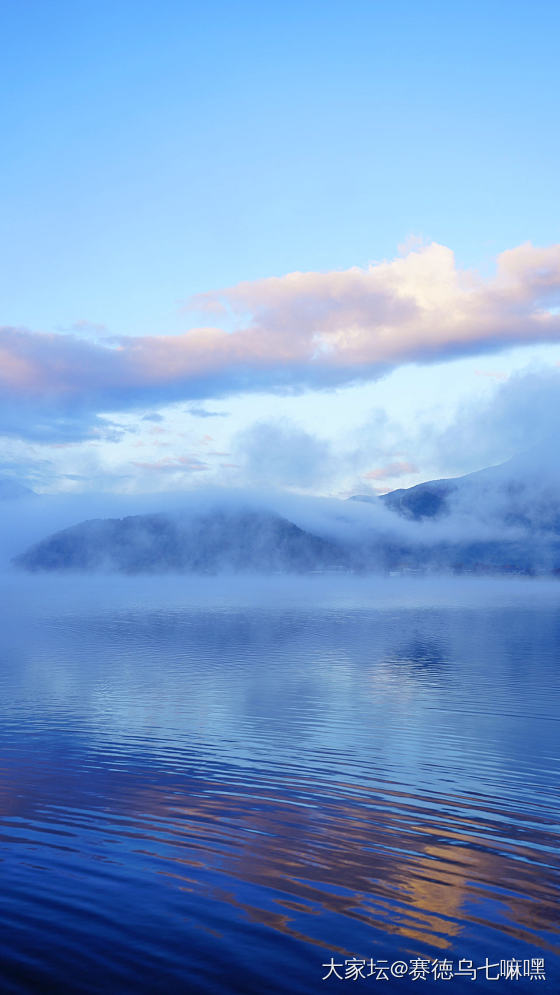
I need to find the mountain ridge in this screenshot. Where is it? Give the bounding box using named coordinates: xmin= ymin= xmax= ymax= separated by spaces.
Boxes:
xmin=13 ymin=455 xmax=560 ymax=576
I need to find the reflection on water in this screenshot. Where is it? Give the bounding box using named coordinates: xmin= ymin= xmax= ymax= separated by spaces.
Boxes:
xmin=0 ymin=576 xmax=559 ymax=993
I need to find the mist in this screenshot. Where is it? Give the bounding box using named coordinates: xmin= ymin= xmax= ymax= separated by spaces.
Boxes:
xmin=4 ymin=440 xmax=560 ymax=578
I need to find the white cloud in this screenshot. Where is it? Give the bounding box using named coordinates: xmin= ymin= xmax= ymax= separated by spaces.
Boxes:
xmin=2 ymin=241 xmax=560 ymax=441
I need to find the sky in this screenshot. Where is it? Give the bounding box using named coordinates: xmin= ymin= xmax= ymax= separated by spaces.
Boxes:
xmin=1 ymin=0 xmax=560 ymax=496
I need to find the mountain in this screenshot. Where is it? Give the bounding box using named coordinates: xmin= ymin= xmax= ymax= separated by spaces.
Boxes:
xmin=14 ymin=508 xmax=351 ymax=574
xmin=355 ymin=452 xmax=560 ymax=534
xmin=350 ymin=482 xmax=455 ymax=519
xmin=13 ymin=454 xmax=560 ymax=576
xmin=380 ymin=477 xmax=457 ymax=520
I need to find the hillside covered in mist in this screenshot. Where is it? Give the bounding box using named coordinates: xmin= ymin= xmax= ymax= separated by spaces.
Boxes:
xmin=11 ymin=452 xmax=560 ymax=577
xmin=15 ymin=510 xmax=352 ymax=574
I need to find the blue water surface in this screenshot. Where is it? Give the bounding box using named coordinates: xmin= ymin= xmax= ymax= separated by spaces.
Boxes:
xmin=0 ymin=574 xmax=558 ymax=994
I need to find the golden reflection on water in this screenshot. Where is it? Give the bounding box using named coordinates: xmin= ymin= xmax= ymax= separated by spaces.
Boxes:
xmin=1 ymin=749 xmax=558 ymax=962
xmin=119 ymin=769 xmax=560 ymax=957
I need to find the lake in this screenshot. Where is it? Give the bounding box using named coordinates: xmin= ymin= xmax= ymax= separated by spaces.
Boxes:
xmin=0 ymin=575 xmax=559 ymax=993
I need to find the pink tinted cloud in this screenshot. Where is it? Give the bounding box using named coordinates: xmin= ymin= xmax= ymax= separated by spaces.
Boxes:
xmin=363 ymin=461 xmax=418 ymax=481
xmin=198 ymin=241 xmax=560 ymax=368
xmin=2 ymin=242 xmax=560 ymax=419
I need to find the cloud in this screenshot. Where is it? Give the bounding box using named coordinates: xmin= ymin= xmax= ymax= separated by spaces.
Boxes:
xmin=56 ymin=319 xmax=109 ymax=338
xmin=474 ymin=369 xmax=509 ymax=380
xmin=411 ymin=366 xmax=560 ymax=476
xmin=187 ymin=406 xmax=228 ymax=418
xmin=2 ymin=241 xmax=560 ymax=440
xmin=363 ymin=461 xmax=419 ymax=481
xmin=200 ymin=241 xmax=560 ymax=369
xmin=131 ymin=456 xmax=209 ymax=472
xmin=0 ymin=404 xmax=127 ymax=444
xmin=141 ymin=413 xmax=164 ymax=423
xmin=232 ymin=420 xmax=332 ymax=490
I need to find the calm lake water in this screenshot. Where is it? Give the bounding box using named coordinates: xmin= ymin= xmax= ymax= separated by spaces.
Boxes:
xmin=0 ymin=575 xmax=559 ymax=993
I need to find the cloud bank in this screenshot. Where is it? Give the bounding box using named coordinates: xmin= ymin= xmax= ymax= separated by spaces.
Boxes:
xmin=431 ymin=366 xmax=560 ymax=472
xmin=2 ymin=241 xmax=560 ymax=440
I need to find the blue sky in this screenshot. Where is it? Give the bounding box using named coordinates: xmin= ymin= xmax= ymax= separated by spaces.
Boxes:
xmin=1 ymin=0 xmax=560 ymax=494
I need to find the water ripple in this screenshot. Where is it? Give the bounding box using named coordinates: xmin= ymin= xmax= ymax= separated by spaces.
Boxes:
xmin=0 ymin=580 xmax=559 ymax=992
